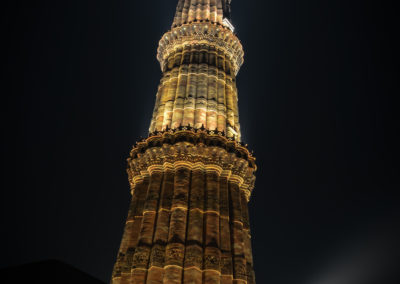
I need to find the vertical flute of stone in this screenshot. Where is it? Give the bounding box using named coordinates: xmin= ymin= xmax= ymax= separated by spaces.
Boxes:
xmin=203 ymin=165 xmax=222 ymax=283
xmin=188 ymin=0 xmax=196 ymax=23
xmin=229 ymin=180 xmax=246 ymax=284
xmin=219 ymin=171 xmax=233 ymax=284
xmin=171 ymin=46 xmax=189 ymax=128
xmin=183 ymin=164 xmax=205 ymax=284
xmin=191 ymin=45 xmax=200 ymax=128
xmin=199 ymin=0 xmax=209 ymax=21
xmin=160 ymin=53 xmax=176 ymax=116
xmin=210 ymin=0 xmax=217 ymax=22
xmin=225 ymin=61 xmax=235 ymax=138
xmin=114 ymin=189 xmax=137 ymax=272
xmin=195 ymin=0 xmax=202 ymax=21
xmin=182 ymin=47 xmax=197 ymax=127
xmin=204 ymin=0 xmax=211 ymax=20
xmin=120 ymin=178 xmax=150 ymax=284
xmin=217 ymin=49 xmax=227 ymax=133
xmin=163 ymin=50 xmax=182 ymax=130
xmin=113 ymin=180 xmax=145 ymax=284
xmin=232 ymin=80 xmax=240 ymax=141
xmin=163 ymin=165 xmax=191 ymax=283
xmin=241 ymin=191 xmax=254 ymax=284
xmin=173 ymin=0 xmax=185 ymax=27
xmin=194 ymin=45 xmax=209 ymax=128
xmin=155 ymin=71 xmax=171 ymax=131
xmin=193 ymin=44 xmax=201 ymax=125
xmin=180 ymin=0 xmax=190 ymax=26
xmin=131 ymin=170 xmax=164 ymax=283
xmin=216 ymin=0 xmax=223 ymax=23
xmin=149 ymin=83 xmax=162 ymax=133
xmin=146 ymin=167 xmax=175 ymax=284
xmin=204 ymin=0 xmax=209 ymax=19
xmin=206 ymin=45 xmax=218 ymax=130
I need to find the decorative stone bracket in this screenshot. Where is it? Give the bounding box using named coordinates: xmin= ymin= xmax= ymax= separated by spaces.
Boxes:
xmin=157 ymin=22 xmax=244 ymax=75
xmin=127 ymin=129 xmax=256 ymax=201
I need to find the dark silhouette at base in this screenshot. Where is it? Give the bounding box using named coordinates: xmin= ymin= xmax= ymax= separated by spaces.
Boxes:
xmin=1 ymin=260 xmax=105 ymax=283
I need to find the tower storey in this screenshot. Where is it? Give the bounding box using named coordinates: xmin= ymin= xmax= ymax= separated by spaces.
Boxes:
xmin=112 ymin=1 xmax=256 ymax=283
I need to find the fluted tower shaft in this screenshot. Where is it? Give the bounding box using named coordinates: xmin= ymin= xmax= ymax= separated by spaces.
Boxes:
xmin=150 ymin=0 xmax=243 ymax=141
xmin=111 ymin=1 xmax=256 ymax=283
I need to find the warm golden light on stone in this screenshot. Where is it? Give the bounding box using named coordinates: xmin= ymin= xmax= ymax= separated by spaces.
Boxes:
xmin=112 ymin=1 xmax=256 ymax=283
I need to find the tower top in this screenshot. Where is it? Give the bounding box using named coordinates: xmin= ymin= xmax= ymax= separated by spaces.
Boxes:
xmin=172 ymin=0 xmax=232 ymax=28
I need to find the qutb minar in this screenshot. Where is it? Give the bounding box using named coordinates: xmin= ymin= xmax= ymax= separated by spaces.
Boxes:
xmin=112 ymin=1 xmax=257 ymax=283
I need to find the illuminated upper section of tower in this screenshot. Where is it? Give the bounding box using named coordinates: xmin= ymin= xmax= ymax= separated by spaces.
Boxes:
xmin=150 ymin=0 xmax=244 ymax=141
xmin=171 ymin=0 xmax=232 ymax=28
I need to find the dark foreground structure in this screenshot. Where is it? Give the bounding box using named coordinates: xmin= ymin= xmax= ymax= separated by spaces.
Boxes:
xmin=1 ymin=260 xmax=104 ymax=283
xmin=111 ymin=1 xmax=257 ymax=283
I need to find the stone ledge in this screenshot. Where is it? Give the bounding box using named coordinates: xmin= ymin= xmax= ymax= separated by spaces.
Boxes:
xmin=157 ymin=22 xmax=244 ymax=75
xmin=131 ymin=127 xmax=256 ymax=169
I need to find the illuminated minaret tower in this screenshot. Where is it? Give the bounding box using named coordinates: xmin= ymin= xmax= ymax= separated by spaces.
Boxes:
xmin=111 ymin=1 xmax=256 ymax=283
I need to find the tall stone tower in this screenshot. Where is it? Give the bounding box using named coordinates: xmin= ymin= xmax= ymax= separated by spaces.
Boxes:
xmin=111 ymin=1 xmax=256 ymax=283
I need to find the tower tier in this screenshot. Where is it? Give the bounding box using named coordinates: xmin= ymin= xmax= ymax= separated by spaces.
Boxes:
xmin=152 ymin=21 xmax=244 ymax=141
xmin=112 ymin=131 xmax=256 ymax=284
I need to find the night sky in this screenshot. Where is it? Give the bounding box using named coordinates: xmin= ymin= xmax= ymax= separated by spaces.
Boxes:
xmin=2 ymin=0 xmax=399 ymax=283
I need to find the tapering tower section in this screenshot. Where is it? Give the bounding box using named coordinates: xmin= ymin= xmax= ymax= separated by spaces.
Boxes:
xmin=151 ymin=0 xmax=243 ymax=141
xmin=112 ymin=1 xmax=256 ymax=283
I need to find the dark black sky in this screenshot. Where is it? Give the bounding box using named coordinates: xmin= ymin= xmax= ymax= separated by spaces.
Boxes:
xmin=2 ymin=0 xmax=399 ymax=283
